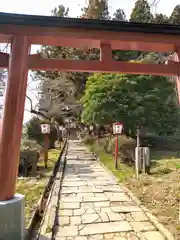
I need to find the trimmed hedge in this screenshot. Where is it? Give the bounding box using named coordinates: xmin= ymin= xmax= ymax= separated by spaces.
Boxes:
xmin=140 ymin=135 xmax=180 ymax=151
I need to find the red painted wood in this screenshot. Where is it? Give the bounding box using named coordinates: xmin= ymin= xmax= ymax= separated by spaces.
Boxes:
xmin=176 ymin=76 xmax=180 ymax=104
xmin=43 ymin=134 xmax=50 ymax=168
xmin=100 ymin=43 xmax=112 ymax=61
xmin=173 ymin=52 xmax=180 ymax=105
xmin=0 ymin=36 xmax=29 ymax=201
xmin=0 ymin=54 xmax=178 ymax=76
xmin=28 ymin=56 xmax=178 ymax=76
xmin=0 ymin=52 xmax=9 ymax=68
xmin=0 ymin=34 xmax=12 ymax=43
xmin=115 ymin=135 xmax=118 ymax=169
xmin=0 ymin=24 xmax=178 ymax=52
xmin=27 ymin=37 xmax=174 ymax=52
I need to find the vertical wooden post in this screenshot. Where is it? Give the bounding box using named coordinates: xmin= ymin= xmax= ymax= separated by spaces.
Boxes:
xmin=176 ymin=76 xmax=180 ymax=105
xmin=100 ymin=42 xmax=112 ymax=62
xmin=115 ymin=135 xmax=118 ymax=169
xmin=44 ymin=134 xmax=49 ymax=168
xmin=135 ymin=147 xmax=139 ymax=179
xmin=173 ymin=51 xmax=180 ymax=105
xmin=0 ymin=36 xmax=29 ymax=201
xmin=135 ymin=127 xmax=140 ymax=179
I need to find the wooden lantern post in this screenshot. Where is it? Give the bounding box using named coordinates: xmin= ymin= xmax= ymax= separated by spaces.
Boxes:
xmin=40 ymin=123 xmax=50 ymax=168
xmin=112 ymin=122 xmax=123 ymax=169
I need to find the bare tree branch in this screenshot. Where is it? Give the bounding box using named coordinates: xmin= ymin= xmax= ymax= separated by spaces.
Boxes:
xmin=26 ymin=94 xmax=50 ymax=120
xmin=150 ymin=0 xmax=161 ymax=15
xmin=24 ymin=108 xmax=31 ymax=113
xmin=27 ymin=87 xmax=40 ymax=101
xmin=26 ymin=95 xmax=33 ymax=111
xmin=30 ymin=109 xmax=50 ymax=120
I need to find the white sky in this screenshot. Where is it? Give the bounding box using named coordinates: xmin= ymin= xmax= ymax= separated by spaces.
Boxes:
xmin=1 ymin=0 xmax=179 ymax=18
xmin=1 ymin=0 xmax=179 ymax=123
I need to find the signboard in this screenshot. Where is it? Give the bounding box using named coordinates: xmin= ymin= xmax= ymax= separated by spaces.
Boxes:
xmin=41 ymin=124 xmax=50 ymax=134
xmin=59 ymin=125 xmax=63 ymax=131
xmin=113 ymin=122 xmax=123 ymax=135
xmin=89 ymin=125 xmax=94 ymax=131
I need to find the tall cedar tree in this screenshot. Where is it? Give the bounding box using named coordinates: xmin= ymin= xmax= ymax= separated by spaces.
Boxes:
xmin=152 ymin=13 xmax=169 ymax=24
xmin=169 ymin=5 xmax=180 ymax=24
xmin=130 ymin=0 xmax=153 ymax=23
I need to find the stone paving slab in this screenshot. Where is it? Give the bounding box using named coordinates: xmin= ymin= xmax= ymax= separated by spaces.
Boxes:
xmin=55 ymin=140 xmax=167 ymax=240
xmin=79 ymin=222 xmax=132 ymax=235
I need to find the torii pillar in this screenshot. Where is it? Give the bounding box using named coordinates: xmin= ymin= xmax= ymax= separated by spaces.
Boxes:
xmin=0 ymin=36 xmax=29 ymax=239
xmin=174 ymin=51 xmax=180 ymax=105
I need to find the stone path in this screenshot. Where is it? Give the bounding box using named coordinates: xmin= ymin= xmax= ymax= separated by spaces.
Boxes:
xmin=55 ymin=140 xmax=166 ymax=240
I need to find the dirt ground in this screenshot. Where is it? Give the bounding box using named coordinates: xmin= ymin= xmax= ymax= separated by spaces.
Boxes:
xmin=124 ymin=151 xmax=180 ymax=239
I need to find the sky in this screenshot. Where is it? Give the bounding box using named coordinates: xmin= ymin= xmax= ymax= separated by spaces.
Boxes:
xmin=1 ymin=0 xmax=180 ymax=18
xmin=1 ymin=0 xmax=179 ymax=123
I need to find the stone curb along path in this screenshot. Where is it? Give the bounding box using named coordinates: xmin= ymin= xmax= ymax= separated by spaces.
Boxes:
xmin=40 ymin=140 xmax=174 ymax=240
xmin=38 ymin=142 xmax=69 ymax=240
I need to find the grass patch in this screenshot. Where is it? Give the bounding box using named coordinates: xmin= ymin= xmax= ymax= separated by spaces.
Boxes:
xmin=16 ymin=180 xmax=45 ymax=226
xmin=176 ymin=164 xmax=180 ymax=169
xmin=98 ymin=151 xmax=133 ymax=182
xmin=16 ymin=147 xmax=61 ymax=226
xmin=88 ymin=143 xmax=134 ymax=182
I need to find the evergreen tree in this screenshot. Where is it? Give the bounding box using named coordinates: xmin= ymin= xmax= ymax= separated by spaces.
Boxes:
xmin=100 ymin=0 xmax=110 ymax=20
xmin=52 ymin=5 xmax=69 ymax=17
xmin=152 ymin=13 xmax=169 ymax=24
xmin=81 ymin=73 xmax=179 ymax=135
xmin=130 ymin=0 xmax=153 ymax=23
xmin=112 ymin=7 xmax=140 ymax=61
xmin=113 ymin=8 xmax=126 ymax=21
xmin=169 ymin=5 xmax=180 ymax=24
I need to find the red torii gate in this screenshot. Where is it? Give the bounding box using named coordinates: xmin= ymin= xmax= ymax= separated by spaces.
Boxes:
xmin=0 ymin=12 xmax=180 ymax=201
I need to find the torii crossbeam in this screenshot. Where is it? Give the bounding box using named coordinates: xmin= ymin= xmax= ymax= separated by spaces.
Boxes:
xmin=0 ymin=12 xmax=180 ymax=201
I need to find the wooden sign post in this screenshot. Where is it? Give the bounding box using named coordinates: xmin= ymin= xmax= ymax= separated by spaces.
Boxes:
xmin=40 ymin=124 xmax=50 ymax=168
xmin=113 ymin=122 xmax=123 ymax=169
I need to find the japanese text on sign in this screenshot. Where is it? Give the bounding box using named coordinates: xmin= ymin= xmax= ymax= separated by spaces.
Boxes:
xmin=41 ymin=124 xmax=50 ymax=134
xmin=113 ymin=122 xmax=123 ymax=135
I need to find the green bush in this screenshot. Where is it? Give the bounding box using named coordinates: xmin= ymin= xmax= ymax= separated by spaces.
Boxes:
xmin=96 ymin=137 xmax=111 ymax=152
xmin=83 ymin=134 xmax=96 ymax=145
xmin=19 ymin=139 xmax=41 ymax=176
xmin=24 ymin=117 xmax=43 ymax=145
xmin=24 ymin=117 xmax=57 ymax=148
xmin=81 ymin=73 xmax=179 ymax=136
xmin=20 ymin=139 xmax=42 ymax=152
xmin=107 ymin=135 xmax=136 ymax=163
xmin=107 ymin=135 xmax=135 ymax=152
xmin=84 ymin=134 xmax=136 ymax=164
